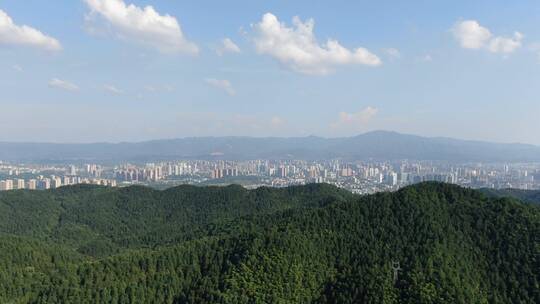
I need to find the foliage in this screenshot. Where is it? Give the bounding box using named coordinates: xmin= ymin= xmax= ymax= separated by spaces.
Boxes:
xmin=0 ymin=182 xmax=538 ymax=303
xmin=480 ymin=188 xmax=540 ymax=205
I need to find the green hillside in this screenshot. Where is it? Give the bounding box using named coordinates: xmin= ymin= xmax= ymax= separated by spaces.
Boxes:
xmin=0 ymin=182 xmax=538 ymax=303
xmin=480 ymin=188 xmax=540 ymax=205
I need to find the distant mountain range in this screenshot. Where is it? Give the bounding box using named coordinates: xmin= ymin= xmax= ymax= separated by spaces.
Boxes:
xmin=1 ymin=131 xmax=539 ymax=162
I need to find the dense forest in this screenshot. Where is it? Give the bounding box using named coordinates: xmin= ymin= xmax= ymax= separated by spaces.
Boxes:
xmin=480 ymin=188 xmax=540 ymax=205
xmin=0 ymin=182 xmax=538 ymax=303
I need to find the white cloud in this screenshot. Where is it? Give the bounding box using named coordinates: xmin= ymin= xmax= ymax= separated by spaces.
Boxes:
xmin=216 ymin=37 xmax=241 ymax=56
xmin=451 ymin=20 xmax=522 ymax=54
xmin=330 ymin=107 xmax=378 ymax=130
xmin=252 ymin=13 xmax=381 ymax=75
xmin=452 ymin=20 xmax=492 ymax=49
xmin=48 ymin=78 xmax=79 ymax=91
xmin=205 ymin=78 xmax=235 ymax=96
xmin=488 ymin=32 xmax=523 ymax=54
xmin=84 ymin=0 xmax=198 ymax=54
xmin=103 ymin=84 xmax=123 ymax=94
xmin=0 ymin=9 xmax=61 ymax=51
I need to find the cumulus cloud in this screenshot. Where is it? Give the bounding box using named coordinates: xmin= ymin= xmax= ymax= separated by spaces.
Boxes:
xmin=216 ymin=37 xmax=241 ymax=56
xmin=103 ymin=84 xmax=123 ymax=94
xmin=252 ymin=13 xmax=381 ymax=75
xmin=330 ymin=107 xmax=378 ymax=130
xmin=451 ymin=20 xmax=522 ymax=54
xmin=84 ymin=0 xmax=198 ymax=54
xmin=48 ymin=78 xmax=79 ymax=91
xmin=488 ymin=32 xmax=523 ymax=54
xmin=452 ymin=20 xmax=491 ymax=49
xmin=205 ymin=78 xmax=235 ymax=96
xmin=0 ymin=9 xmax=61 ymax=51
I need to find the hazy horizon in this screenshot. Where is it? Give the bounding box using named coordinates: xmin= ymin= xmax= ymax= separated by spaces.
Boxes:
xmin=0 ymin=129 xmax=539 ymax=147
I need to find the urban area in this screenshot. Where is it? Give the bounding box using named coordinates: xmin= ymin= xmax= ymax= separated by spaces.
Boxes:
xmin=1 ymin=159 xmax=539 ymax=194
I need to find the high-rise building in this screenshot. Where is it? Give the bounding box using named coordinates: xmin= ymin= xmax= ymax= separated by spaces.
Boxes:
xmin=16 ymin=179 xmax=25 ymax=189
xmin=51 ymin=177 xmax=62 ymax=189
xmin=153 ymin=167 xmax=162 ymax=181
xmin=399 ymin=173 xmax=409 ymax=184
xmin=211 ymin=169 xmax=224 ymax=179
xmin=26 ymin=179 xmax=37 ymax=190
xmin=39 ymin=179 xmax=51 ymax=190
xmin=2 ymin=180 xmax=14 ymax=191
xmin=278 ymin=166 xmax=288 ymax=178
xmin=341 ymin=167 xmax=353 ymax=177
xmin=86 ymin=164 xmax=100 ymax=177
xmin=388 ymin=172 xmax=398 ymax=186
xmin=69 ymin=165 xmax=77 ymax=176
xmin=315 ymin=176 xmax=325 ymax=183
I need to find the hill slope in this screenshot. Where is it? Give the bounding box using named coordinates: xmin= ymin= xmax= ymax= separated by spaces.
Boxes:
xmin=0 ymin=183 xmax=538 ymax=303
xmin=480 ymin=188 xmax=540 ymax=205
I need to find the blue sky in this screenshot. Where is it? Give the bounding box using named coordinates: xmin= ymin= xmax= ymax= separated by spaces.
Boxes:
xmin=1 ymin=0 xmax=539 ymax=144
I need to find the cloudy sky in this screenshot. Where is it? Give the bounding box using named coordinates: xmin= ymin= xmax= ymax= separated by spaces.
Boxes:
xmin=1 ymin=0 xmax=539 ymax=144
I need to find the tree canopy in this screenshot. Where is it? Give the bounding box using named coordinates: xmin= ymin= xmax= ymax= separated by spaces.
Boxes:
xmin=0 ymin=182 xmax=538 ymax=303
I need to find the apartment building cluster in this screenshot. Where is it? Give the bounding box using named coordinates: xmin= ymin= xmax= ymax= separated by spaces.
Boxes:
xmin=0 ymin=176 xmax=117 ymax=191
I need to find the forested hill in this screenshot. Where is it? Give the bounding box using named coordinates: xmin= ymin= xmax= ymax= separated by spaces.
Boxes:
xmin=0 ymin=183 xmax=353 ymax=257
xmin=480 ymin=188 xmax=540 ymax=205
xmin=0 ymin=183 xmax=538 ymax=303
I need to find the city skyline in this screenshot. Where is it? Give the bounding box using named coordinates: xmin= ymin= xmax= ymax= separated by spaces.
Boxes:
xmin=2 ymin=157 xmax=539 ymax=194
xmin=1 ymin=1 xmax=540 ymax=144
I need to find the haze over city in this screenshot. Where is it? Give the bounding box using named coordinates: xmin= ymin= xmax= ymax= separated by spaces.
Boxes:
xmin=1 ymin=0 xmax=539 ymax=144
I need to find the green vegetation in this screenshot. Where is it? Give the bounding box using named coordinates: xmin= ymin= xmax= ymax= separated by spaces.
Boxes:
xmin=480 ymin=188 xmax=540 ymax=205
xmin=0 ymin=182 xmax=538 ymax=303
